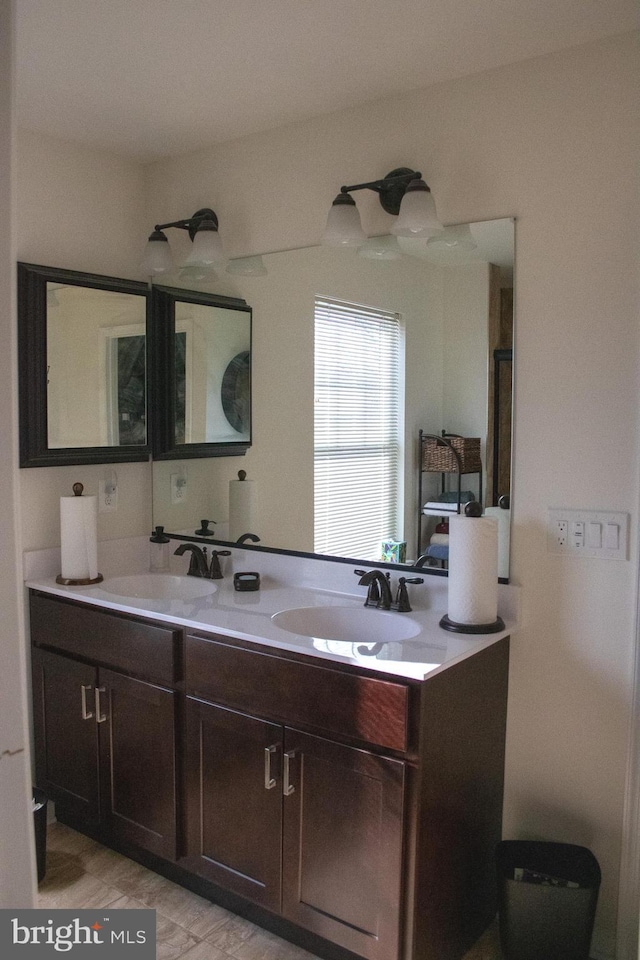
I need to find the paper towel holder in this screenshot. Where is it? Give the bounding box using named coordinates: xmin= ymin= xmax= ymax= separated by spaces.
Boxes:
xmin=56 ymin=483 xmax=104 ymax=586
xmin=439 ymin=613 xmax=505 ymax=634
xmin=439 ymin=500 xmax=504 ymax=634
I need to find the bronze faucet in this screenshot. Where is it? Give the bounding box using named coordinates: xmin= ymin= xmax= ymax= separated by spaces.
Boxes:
xmin=174 ymin=542 xmax=209 ymax=577
xmin=357 ymin=569 xmax=393 ymax=610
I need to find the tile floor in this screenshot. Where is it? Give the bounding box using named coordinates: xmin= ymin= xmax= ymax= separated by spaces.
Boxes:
xmin=39 ymin=822 xmax=501 ymax=960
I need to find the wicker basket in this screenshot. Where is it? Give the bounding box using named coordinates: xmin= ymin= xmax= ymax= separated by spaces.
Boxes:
xmin=421 ymin=435 xmax=482 ymax=474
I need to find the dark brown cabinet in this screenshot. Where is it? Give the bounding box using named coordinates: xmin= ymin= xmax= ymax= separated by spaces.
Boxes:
xmin=30 ymin=591 xmax=509 ymax=960
xmin=30 ymin=597 xmax=179 ymax=861
xmin=182 ymin=633 xmax=411 ymax=960
xmin=183 ymin=698 xmax=283 ymax=910
xmin=31 ymin=648 xmax=99 ymax=824
xmin=183 ymin=696 xmax=405 ymax=960
xmin=281 ymin=729 xmax=405 ymax=960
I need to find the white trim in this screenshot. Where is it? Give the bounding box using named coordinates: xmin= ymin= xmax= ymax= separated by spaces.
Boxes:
xmin=616 ymin=519 xmax=640 ymax=960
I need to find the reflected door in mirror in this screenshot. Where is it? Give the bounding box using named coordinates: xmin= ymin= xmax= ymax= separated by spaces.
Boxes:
xmin=47 ymin=285 xmax=147 ymax=449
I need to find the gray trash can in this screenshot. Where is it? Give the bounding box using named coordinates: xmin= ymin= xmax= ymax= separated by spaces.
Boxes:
xmin=32 ymin=789 xmax=47 ymax=883
xmin=496 ymin=840 xmax=600 ymax=960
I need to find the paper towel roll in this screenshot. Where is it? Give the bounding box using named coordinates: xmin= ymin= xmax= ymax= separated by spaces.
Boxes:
xmin=447 ymin=515 xmax=498 ymax=625
xmin=228 ymin=475 xmax=257 ymax=541
xmin=60 ymin=492 xmax=99 ymax=582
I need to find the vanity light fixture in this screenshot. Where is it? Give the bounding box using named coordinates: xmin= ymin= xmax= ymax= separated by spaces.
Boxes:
xmin=321 ymin=167 xmax=443 ymax=247
xmin=357 ymin=235 xmax=403 ymax=261
xmin=141 ymin=207 xmax=225 ymax=277
xmin=426 ymin=222 xmax=477 ymax=251
xmin=226 ymin=255 xmax=268 ymax=277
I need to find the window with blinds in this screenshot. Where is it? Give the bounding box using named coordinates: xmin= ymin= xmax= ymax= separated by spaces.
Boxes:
xmin=314 ymin=296 xmax=403 ymax=560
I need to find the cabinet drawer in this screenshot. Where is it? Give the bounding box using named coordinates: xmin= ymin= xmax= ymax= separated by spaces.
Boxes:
xmin=186 ymin=634 xmax=409 ymax=752
xmin=30 ymin=593 xmax=178 ymax=686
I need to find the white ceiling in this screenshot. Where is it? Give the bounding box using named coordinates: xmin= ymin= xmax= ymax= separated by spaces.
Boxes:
xmin=15 ymin=0 xmax=639 ymax=162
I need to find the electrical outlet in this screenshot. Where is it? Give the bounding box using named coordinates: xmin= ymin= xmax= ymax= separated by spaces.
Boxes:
xmin=99 ymin=478 xmax=117 ymax=513
xmin=555 ymin=520 xmax=568 ymax=547
xmin=548 ymin=508 xmax=628 ymax=559
xmin=170 ymin=473 xmax=187 ymax=505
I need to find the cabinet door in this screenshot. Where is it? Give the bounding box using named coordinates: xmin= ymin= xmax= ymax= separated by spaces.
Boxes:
xmin=282 ymin=729 xmax=405 ymax=960
xmin=32 ymin=648 xmax=100 ymax=823
xmin=183 ymin=698 xmax=282 ymax=911
xmin=99 ymin=668 xmax=177 ymax=860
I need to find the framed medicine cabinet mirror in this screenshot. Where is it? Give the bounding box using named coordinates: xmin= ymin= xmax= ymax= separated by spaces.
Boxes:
xmin=150 ymin=285 xmax=252 ymax=461
xmin=17 ymin=263 xmax=252 ymax=467
xmin=18 ymin=262 xmax=150 ymax=467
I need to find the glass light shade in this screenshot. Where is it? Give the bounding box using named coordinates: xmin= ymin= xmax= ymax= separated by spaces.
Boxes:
xmin=391 ymin=181 xmax=443 ymax=238
xmin=357 ymin=235 xmax=402 ymax=260
xmin=226 ymin=255 xmax=267 ymax=276
xmin=178 ymin=263 xmax=216 ymax=283
xmin=184 ymin=225 xmax=226 ymax=266
xmin=140 ymin=232 xmax=174 ymax=275
xmin=321 ymin=196 xmax=366 ymax=247
xmin=427 ymin=223 xmax=477 ymax=251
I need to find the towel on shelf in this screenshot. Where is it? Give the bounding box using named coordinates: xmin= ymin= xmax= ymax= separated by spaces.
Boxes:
xmin=423 ymin=490 xmax=476 ymax=513
xmin=426 ymin=543 xmax=449 ymax=561
xmin=436 ymin=490 xmax=476 ymax=504
xmin=429 ymin=533 xmax=450 ymax=546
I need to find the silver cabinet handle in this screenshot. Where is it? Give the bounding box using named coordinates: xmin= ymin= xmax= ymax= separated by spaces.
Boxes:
xmin=95 ymin=686 xmax=107 ymax=723
xmin=264 ymin=745 xmax=278 ymax=790
xmin=80 ymin=684 xmax=94 ymax=720
xmin=283 ymin=750 xmax=296 ymax=796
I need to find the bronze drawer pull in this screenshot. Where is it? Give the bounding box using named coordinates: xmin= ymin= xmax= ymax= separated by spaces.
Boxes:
xmin=283 ymin=750 xmax=296 ymax=796
xmin=95 ymin=686 xmax=107 ymax=723
xmin=80 ymin=684 xmax=94 ymax=720
xmin=264 ymin=745 xmax=278 ymax=790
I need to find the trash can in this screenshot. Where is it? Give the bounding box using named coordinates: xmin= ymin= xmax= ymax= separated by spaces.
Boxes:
xmin=32 ymin=789 xmax=47 ymax=883
xmin=496 ymin=840 xmax=601 ymax=960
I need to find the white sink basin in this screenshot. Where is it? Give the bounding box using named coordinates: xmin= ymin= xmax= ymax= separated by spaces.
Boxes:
xmin=101 ymin=574 xmax=217 ymax=601
xmin=271 ymin=605 xmax=421 ymax=643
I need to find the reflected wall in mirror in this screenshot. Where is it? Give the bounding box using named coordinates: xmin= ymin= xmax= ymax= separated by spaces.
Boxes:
xmin=150 ymin=286 xmax=251 ymax=460
xmin=151 ymin=218 xmax=514 ymax=579
xmin=18 ymin=263 xmax=150 ymax=467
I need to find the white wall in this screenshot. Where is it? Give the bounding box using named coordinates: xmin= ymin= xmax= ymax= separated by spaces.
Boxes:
xmin=144 ymin=32 xmax=640 ymax=956
xmin=0 ymin=0 xmax=37 ymax=908
xmin=16 ymin=130 xmax=152 ymax=550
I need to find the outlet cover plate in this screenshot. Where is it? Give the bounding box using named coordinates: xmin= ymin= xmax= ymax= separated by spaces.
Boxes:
xmin=547 ymin=508 xmax=629 ymax=559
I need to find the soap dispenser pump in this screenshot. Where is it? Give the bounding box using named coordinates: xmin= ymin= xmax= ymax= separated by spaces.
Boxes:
xmin=149 ymin=525 xmax=171 ymax=572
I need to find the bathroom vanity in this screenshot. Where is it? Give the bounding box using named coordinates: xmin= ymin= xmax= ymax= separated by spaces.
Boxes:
xmin=28 ymin=557 xmax=511 ymax=960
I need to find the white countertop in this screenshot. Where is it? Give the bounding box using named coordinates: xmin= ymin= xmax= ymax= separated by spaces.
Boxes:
xmin=25 ymin=543 xmax=515 ymax=681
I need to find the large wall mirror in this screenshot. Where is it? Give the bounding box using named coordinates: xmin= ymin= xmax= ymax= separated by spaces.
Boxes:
xmin=151 ymin=217 xmax=514 ymax=579
xmin=18 ymin=263 xmax=150 ymax=466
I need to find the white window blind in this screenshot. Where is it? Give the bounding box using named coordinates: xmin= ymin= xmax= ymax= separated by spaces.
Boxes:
xmin=314 ymin=296 xmax=403 ymax=560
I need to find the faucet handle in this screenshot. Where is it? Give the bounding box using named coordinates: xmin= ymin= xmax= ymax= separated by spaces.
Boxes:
xmin=393 ymin=576 xmax=424 ymax=613
xmin=208 ymin=549 xmax=231 ymax=580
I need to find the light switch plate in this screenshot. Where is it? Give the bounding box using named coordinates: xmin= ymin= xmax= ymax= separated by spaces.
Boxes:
xmin=547 ymin=508 xmax=629 ymax=559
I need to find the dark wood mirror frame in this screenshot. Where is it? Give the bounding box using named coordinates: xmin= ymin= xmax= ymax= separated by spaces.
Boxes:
xmin=18 ymin=262 xmax=151 ymax=467
xmin=18 ymin=265 xmax=253 ymax=467
xmin=149 ymin=285 xmax=252 ymax=461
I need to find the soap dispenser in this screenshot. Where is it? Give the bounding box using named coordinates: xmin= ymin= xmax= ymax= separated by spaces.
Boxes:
xmin=149 ymin=525 xmax=171 ymax=572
